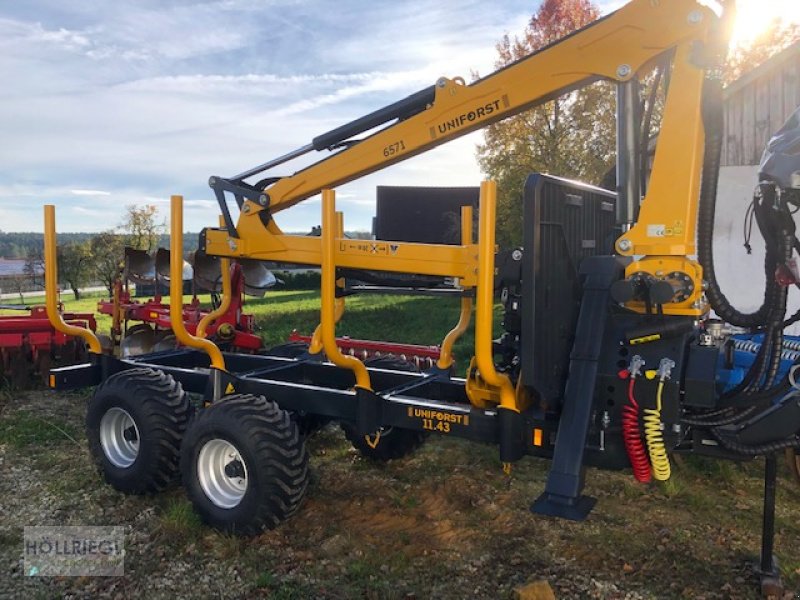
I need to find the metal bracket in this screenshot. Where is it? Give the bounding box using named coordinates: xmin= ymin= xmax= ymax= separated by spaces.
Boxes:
xmin=208 ymin=176 xmax=270 ymax=239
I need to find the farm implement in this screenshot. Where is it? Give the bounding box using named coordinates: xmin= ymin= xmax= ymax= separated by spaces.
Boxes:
xmin=0 ymin=304 xmax=96 ymax=386
xmin=42 ymin=0 xmax=800 ymax=593
xmin=95 ymin=247 xmax=270 ymax=356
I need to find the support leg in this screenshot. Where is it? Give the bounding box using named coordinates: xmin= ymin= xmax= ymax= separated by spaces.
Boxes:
xmin=757 ymin=454 xmax=783 ymax=597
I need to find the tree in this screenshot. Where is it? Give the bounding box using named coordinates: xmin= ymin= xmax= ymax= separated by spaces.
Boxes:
xmin=724 ymin=20 xmax=800 ymax=85
xmin=58 ymin=241 xmax=92 ymax=300
xmin=90 ymin=231 xmax=126 ymax=296
xmin=122 ymin=205 xmax=163 ymax=252
xmin=24 ymin=248 xmax=44 ymax=291
xmin=476 ymin=0 xmax=615 ymax=247
xmin=7 ymin=274 xmax=28 ymax=305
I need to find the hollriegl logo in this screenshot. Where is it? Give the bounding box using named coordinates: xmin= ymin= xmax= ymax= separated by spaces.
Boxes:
xmin=24 ymin=526 xmax=124 ymax=576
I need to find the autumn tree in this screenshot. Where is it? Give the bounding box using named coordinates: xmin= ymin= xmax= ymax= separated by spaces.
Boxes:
xmin=58 ymin=241 xmax=92 ymax=300
xmin=724 ymin=20 xmax=800 ymax=85
xmin=122 ymin=204 xmax=163 ymax=252
xmin=476 ymin=0 xmax=615 ymax=247
xmin=90 ymin=231 xmax=126 ymax=296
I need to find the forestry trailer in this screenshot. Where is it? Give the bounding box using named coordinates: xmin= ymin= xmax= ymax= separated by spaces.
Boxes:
xmin=42 ymin=0 xmax=800 ymax=592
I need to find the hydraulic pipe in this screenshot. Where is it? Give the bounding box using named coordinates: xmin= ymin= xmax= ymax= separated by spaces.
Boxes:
xmin=475 ymin=181 xmax=517 ymax=411
xmin=320 ymin=189 xmax=371 ymax=390
xmin=616 ymin=79 xmax=641 ymax=227
xmin=231 ymin=143 xmax=314 ymax=181
xmin=169 ymin=196 xmax=226 ymax=371
xmin=43 ymin=205 xmax=102 ymax=354
xmin=438 ymin=205 xmax=474 ymax=370
xmin=196 ymin=217 xmax=232 ymax=338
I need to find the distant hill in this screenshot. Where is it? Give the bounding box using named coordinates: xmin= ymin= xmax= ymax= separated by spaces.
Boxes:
xmin=0 ymin=230 xmax=370 ymax=259
xmin=0 ymin=232 xmax=201 ymax=259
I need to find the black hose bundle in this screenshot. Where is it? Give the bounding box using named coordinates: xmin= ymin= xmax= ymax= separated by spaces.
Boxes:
xmin=696 ymin=76 xmax=797 ymax=405
xmin=696 ymin=78 xmax=781 ymax=329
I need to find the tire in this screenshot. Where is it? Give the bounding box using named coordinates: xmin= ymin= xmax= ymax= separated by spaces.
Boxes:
xmin=180 ymin=394 xmax=309 ymax=535
xmin=341 ymin=424 xmax=426 ymax=461
xmin=86 ymin=367 xmax=191 ymax=494
xmin=264 ymin=342 xmax=310 ymax=359
xmin=341 ymin=355 xmax=426 ymax=461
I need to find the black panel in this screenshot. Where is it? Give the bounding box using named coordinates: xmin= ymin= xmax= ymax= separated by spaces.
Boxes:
xmin=374 ymin=186 xmax=479 ymax=245
xmin=520 ymin=174 xmax=618 ymax=406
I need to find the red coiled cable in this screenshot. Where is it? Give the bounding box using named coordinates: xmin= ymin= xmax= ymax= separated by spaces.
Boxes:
xmin=622 ymin=377 xmax=652 ymax=483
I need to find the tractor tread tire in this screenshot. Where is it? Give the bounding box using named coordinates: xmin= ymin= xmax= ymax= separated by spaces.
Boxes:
xmin=180 ymin=394 xmax=309 ymax=535
xmin=341 ymin=424 xmax=426 ymax=462
xmin=86 ymin=367 xmax=191 ymax=494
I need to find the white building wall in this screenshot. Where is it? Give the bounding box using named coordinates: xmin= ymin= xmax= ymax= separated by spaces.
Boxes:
xmin=713 ymin=165 xmax=800 ymax=335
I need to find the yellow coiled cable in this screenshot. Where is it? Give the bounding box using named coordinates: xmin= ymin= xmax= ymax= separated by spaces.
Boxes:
xmin=643 ymin=380 xmax=672 ymax=481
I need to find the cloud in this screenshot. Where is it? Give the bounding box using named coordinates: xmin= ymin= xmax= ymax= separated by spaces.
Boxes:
xmin=0 ymin=0 xmax=538 ymax=233
xmin=71 ymin=189 xmax=111 ymax=196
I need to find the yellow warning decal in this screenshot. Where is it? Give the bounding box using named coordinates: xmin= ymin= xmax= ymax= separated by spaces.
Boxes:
xmin=629 ymin=334 xmax=661 ymax=345
xmin=225 ymin=383 xmax=235 ymax=394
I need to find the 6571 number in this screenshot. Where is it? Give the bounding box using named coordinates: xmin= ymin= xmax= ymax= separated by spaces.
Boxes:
xmin=383 ymin=140 xmax=406 ymax=157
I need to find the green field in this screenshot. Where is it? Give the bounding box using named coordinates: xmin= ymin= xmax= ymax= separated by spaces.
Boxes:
xmin=18 ymin=288 xmax=494 ymax=367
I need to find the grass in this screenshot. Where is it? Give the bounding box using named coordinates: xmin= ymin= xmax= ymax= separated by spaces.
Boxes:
xmin=16 ymin=288 xmax=499 ymax=368
xmin=0 ymin=409 xmax=80 ymax=448
xmin=3 ymin=288 xmax=800 ymax=597
xmin=159 ymin=497 xmax=203 ymax=537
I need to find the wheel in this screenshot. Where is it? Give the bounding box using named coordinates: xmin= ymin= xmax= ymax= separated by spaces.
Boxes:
xmin=341 ymin=355 xmax=426 ymax=461
xmin=86 ymin=367 xmax=191 ymax=494
xmin=264 ymin=341 xmax=310 ymax=358
xmin=787 ymin=448 xmax=800 ymax=486
xmin=341 ymin=423 xmax=426 ymax=461
xmin=180 ymin=394 xmax=309 ymax=534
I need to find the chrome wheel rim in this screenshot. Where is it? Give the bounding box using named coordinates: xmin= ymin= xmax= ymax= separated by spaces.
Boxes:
xmin=197 ymin=438 xmax=248 ymax=509
xmin=99 ymin=407 xmax=140 ymax=468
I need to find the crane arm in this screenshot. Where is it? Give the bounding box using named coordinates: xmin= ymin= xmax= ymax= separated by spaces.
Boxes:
xmin=216 ymin=0 xmax=724 ymax=219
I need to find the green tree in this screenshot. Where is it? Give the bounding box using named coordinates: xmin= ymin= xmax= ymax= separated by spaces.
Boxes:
xmin=58 ymin=241 xmax=92 ymax=300
xmin=122 ymin=205 xmax=163 ymax=252
xmin=90 ymin=231 xmax=126 ymax=296
xmin=476 ymin=0 xmax=615 ymax=247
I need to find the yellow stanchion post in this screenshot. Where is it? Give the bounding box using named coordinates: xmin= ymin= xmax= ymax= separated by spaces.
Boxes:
xmin=319 ymin=190 xmax=370 ymax=390
xmin=474 ymin=182 xmax=517 ymax=411
xmin=43 ymin=205 xmax=102 ymax=356
xmin=169 ymin=196 xmax=226 ymax=372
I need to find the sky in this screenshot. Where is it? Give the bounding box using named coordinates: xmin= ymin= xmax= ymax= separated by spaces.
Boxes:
xmin=0 ymin=0 xmax=793 ymax=234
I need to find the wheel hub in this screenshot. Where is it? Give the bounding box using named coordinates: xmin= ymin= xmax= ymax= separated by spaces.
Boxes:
xmin=99 ymin=407 xmax=140 ymax=468
xmin=197 ymin=439 xmax=248 ymax=509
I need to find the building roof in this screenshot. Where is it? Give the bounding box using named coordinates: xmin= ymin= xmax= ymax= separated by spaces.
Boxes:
xmin=0 ymin=258 xmax=41 ymax=277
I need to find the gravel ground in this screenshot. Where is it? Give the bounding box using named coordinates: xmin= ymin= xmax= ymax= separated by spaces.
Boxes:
xmin=1 ymin=388 xmax=799 ymax=599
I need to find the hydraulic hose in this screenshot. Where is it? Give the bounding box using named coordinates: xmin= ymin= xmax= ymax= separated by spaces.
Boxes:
xmin=711 ymin=431 xmax=800 ymax=456
xmin=643 ymin=379 xmax=671 ymax=481
xmin=622 ymin=377 xmax=652 ymax=483
xmin=682 ymin=405 xmax=756 ymax=428
xmin=697 ymin=78 xmax=776 ymax=328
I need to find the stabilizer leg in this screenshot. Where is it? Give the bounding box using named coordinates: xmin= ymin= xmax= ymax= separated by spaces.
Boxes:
xmin=531 ymin=257 xmax=624 ymax=521
xmin=757 ymin=454 xmax=783 ymax=597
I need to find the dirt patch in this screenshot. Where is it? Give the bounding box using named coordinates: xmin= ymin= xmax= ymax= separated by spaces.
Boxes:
xmin=1 ymin=389 xmax=799 ymax=599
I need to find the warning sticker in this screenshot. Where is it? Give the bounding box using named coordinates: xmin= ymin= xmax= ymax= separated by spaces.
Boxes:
xmin=339 ymin=241 xmax=390 ymax=255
